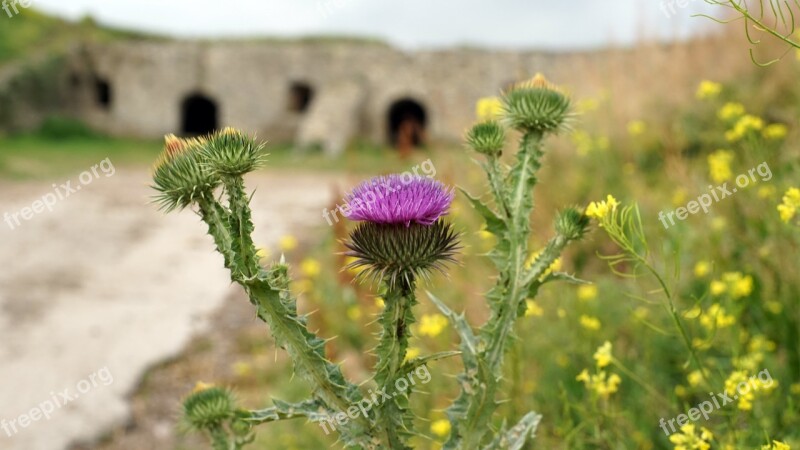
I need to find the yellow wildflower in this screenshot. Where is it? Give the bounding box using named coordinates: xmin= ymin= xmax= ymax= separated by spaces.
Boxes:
xmin=694 ymin=261 xmax=711 ymax=278
xmin=674 ymin=385 xmax=688 ymax=397
xmin=696 ymin=80 xmax=722 ymax=99
xmin=418 ymin=314 xmax=448 ymax=337
xmin=778 ymin=187 xmax=800 ymax=223
xmin=525 ymin=299 xmax=544 ymax=317
xmin=375 ymin=297 xmax=385 ymax=308
xmin=404 ymin=347 xmax=421 ymax=362
xmin=579 ymin=315 xmax=601 ymax=331
xmin=255 ymin=247 xmax=269 ymax=260
xmin=430 ymin=419 xmax=451 ymax=438
xmin=669 ymin=424 xmax=713 ymax=450
xmin=687 ymin=370 xmax=707 ymax=387
xmin=476 ymin=97 xmax=503 ymax=121
xmin=279 ymin=235 xmax=298 ymax=251
xmin=593 ymin=341 xmax=613 ymax=369
xmin=585 ymin=194 xmax=619 ymax=221
xmin=699 ymin=303 xmax=736 ymax=330
xmin=763 ymin=123 xmax=788 ymax=140
xmin=727 ymin=114 xmax=764 ymax=142
xmin=577 ymin=285 xmax=598 ymax=301
xmin=718 ymin=102 xmax=745 ymax=121
xmin=710 ymin=280 xmax=727 ymax=296
xmin=577 ymin=369 xmax=621 ymax=398
xmin=707 ymin=149 xmax=734 ymax=184
xmin=347 ymin=305 xmax=362 ymax=321
xmin=300 ymin=258 xmax=321 ymax=278
xmin=627 ymin=120 xmax=646 ymax=136
xmin=761 ymin=441 xmax=791 ymax=450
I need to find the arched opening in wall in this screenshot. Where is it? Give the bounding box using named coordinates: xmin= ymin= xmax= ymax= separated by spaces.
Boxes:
xmin=181 ymin=93 xmax=218 ymax=136
xmin=93 ymin=77 xmax=112 ymax=110
xmin=388 ymin=98 xmax=427 ymax=151
xmin=288 ymin=82 xmax=314 ymax=113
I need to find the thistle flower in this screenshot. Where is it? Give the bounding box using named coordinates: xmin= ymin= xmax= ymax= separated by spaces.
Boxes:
xmin=343 ymin=175 xmax=459 ymax=287
xmin=152 ymin=134 xmax=219 ymax=211
xmin=344 ymin=175 xmax=454 ymax=226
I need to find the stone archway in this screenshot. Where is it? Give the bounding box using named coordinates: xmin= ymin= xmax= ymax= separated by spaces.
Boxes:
xmin=387 ymin=98 xmax=427 ymax=152
xmin=181 ymin=93 xmax=218 ymax=136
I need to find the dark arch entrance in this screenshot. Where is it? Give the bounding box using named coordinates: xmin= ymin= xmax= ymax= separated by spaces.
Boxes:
xmin=388 ymin=99 xmax=427 ymax=150
xmin=288 ymin=82 xmax=314 ymax=113
xmin=181 ymin=93 xmax=218 ymax=136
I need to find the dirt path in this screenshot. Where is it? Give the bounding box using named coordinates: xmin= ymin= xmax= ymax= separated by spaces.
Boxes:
xmin=0 ymin=168 xmax=341 ymax=450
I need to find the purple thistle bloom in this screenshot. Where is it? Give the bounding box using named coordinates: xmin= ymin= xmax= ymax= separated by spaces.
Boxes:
xmin=344 ymin=174 xmax=454 ymax=226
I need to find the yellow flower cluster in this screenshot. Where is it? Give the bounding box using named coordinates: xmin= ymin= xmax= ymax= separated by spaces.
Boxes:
xmin=698 ymin=303 xmax=736 ymax=330
xmin=707 ymin=149 xmax=734 ymax=184
xmin=577 ymin=284 xmax=598 ymax=301
xmin=579 ymin=315 xmax=601 ymax=331
xmin=693 ymin=261 xmax=711 ymax=278
xmin=725 ymin=114 xmax=764 ymax=142
xmin=763 ymin=123 xmax=788 ymax=140
xmin=430 ymin=419 xmax=451 ymax=438
xmin=476 ymin=96 xmax=503 ymax=121
xmin=696 ymin=80 xmax=722 ymax=100
xmin=761 ymin=441 xmax=791 ymax=450
xmin=593 ymin=341 xmax=613 ymax=368
xmin=717 ymin=102 xmax=745 ymax=121
xmin=777 ymin=187 xmax=800 ymax=223
xmin=525 ymin=299 xmax=544 ymax=317
xmin=709 ymin=271 xmax=753 ymax=299
xmin=585 ymin=194 xmax=619 ymax=222
xmin=576 ymin=369 xmax=621 ymax=398
xmin=417 ymin=314 xmax=448 ymax=337
xmin=723 ymin=370 xmax=778 ymax=411
xmin=669 ymin=424 xmax=713 ymax=450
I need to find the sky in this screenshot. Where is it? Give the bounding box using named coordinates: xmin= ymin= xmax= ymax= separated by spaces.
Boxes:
xmin=30 ymin=0 xmax=721 ymax=50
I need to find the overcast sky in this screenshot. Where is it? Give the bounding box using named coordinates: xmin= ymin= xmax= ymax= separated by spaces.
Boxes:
xmin=31 ymin=0 xmax=720 ymax=50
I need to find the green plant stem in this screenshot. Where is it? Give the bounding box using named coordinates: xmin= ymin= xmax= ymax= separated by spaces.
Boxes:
xmin=374 ymin=277 xmax=416 ymax=450
xmin=222 ymin=176 xmax=259 ymax=279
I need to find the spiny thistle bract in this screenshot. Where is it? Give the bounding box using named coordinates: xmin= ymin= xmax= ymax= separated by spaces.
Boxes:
xmin=344 ymin=219 xmax=460 ymax=287
xmin=183 ymin=386 xmax=237 ymax=429
xmin=152 ymin=134 xmax=219 ymax=211
xmin=200 ymin=127 xmax=265 ymax=177
xmin=503 ymin=73 xmax=571 ymax=134
xmin=556 ymin=206 xmax=591 ymax=241
xmin=466 ymin=120 xmax=505 ymax=156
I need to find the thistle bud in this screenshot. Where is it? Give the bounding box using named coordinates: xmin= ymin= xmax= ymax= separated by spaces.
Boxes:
xmin=466 ymin=121 xmax=505 ymax=157
xmin=503 ymin=73 xmax=571 ymax=135
xmin=555 ymin=206 xmax=590 ymax=241
xmin=201 ymin=127 xmax=264 ymax=177
xmin=152 ymin=135 xmax=219 ymax=212
xmin=183 ymin=386 xmax=236 ymax=429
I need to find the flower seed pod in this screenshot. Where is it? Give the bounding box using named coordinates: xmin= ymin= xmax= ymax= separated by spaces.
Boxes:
xmin=152 ymin=135 xmax=219 ymax=212
xmin=466 ymin=121 xmax=505 ymax=156
xmin=503 ymin=73 xmax=571 ymax=135
xmin=201 ymin=127 xmax=265 ymax=177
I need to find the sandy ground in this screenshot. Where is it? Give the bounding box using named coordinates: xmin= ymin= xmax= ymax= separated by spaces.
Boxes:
xmin=0 ymin=168 xmax=342 ymax=450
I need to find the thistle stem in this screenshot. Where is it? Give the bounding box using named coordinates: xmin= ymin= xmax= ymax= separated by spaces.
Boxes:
xmin=374 ymin=276 xmax=417 ymax=450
